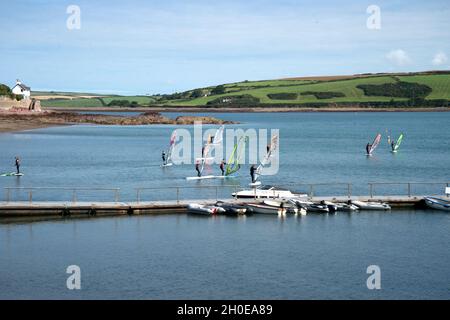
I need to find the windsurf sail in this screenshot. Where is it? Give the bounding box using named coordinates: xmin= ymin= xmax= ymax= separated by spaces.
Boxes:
xmin=369 ymin=133 xmax=382 ymax=155
xmin=225 ymin=136 xmax=247 ymax=176
xmin=163 ymin=131 xmax=177 ymax=165
xmin=196 ymin=125 xmax=225 ymax=177
xmin=393 ymin=133 xmax=403 ymax=151
xmin=255 ymin=135 xmax=278 ymax=181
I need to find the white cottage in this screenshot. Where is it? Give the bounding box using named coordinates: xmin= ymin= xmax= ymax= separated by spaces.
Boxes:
xmin=11 ymin=80 xmax=31 ymax=99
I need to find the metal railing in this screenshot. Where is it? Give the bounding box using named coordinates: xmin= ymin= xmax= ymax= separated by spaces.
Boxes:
xmin=3 ymin=187 xmax=120 ymax=204
xmin=367 ymin=182 xmax=450 ymax=198
xmin=135 ymin=185 xmax=240 ymax=204
xmin=2 ymin=182 xmax=449 ymax=203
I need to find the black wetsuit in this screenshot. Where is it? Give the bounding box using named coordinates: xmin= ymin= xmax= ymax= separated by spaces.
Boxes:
xmin=162 ymin=152 xmax=166 ymax=164
xmin=250 ymin=165 xmax=257 ymax=183
xmin=391 ymin=141 xmax=396 ymax=151
xmin=366 ymin=143 xmax=371 ymax=154
xmin=15 ymin=158 xmax=20 ymax=174
xmin=195 ymin=163 xmax=201 ymax=177
xmin=220 ymin=162 xmax=225 ymax=176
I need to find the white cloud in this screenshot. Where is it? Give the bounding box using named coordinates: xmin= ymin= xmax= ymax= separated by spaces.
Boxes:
xmin=386 ymin=49 xmax=412 ymax=66
xmin=432 ymin=52 xmax=448 ymax=66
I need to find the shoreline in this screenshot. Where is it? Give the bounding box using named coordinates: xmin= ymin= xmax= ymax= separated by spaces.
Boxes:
xmin=0 ymin=110 xmax=234 ymax=133
xmin=45 ymin=106 xmax=450 ymax=113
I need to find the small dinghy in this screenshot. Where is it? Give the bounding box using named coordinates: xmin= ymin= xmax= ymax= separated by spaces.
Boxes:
xmin=187 ymin=203 xmax=225 ymax=216
xmin=263 ymin=199 xmax=305 ymax=215
xmin=215 ymin=201 xmax=248 ymax=215
xmin=351 ymin=200 xmax=391 ymax=210
xmin=424 ymin=197 xmax=450 ymax=212
xmin=323 ymin=201 xmax=359 ymax=212
xmin=245 ymin=203 xmax=287 ymax=216
xmin=294 ymin=200 xmax=329 ymax=213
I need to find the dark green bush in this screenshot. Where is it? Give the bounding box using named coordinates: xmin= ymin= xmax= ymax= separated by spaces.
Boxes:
xmin=357 ymin=82 xmax=432 ymax=99
xmin=267 ymin=93 xmax=298 ymax=100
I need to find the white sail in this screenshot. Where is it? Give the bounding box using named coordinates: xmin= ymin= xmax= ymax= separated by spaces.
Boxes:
xmin=255 ymin=135 xmax=278 ymax=181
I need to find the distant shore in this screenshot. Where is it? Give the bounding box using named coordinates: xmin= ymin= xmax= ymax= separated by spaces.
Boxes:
xmin=0 ymin=110 xmax=234 ymax=133
xmin=45 ymin=106 xmax=450 ymax=113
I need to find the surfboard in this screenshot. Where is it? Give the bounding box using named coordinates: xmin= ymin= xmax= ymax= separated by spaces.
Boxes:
xmin=160 ymin=163 xmax=173 ymax=167
xmin=249 ymin=181 xmax=261 ymax=187
xmin=186 ymin=175 xmax=215 ymax=180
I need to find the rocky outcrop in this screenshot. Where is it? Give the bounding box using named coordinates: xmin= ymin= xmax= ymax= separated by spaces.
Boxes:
xmin=0 ymin=96 xmax=42 ymax=112
xmin=0 ymin=110 xmax=236 ymax=132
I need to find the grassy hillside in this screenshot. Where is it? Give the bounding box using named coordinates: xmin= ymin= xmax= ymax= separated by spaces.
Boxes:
xmin=9 ymin=70 xmax=449 ymax=109
xmin=164 ymin=72 xmax=450 ymax=107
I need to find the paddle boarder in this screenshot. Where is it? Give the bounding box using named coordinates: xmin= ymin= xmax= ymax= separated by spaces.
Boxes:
xmin=15 ymin=156 xmax=20 ymax=174
xmin=220 ymin=159 xmax=225 ymax=176
xmin=195 ymin=161 xmax=201 ymax=177
xmin=250 ymin=164 xmax=257 ymax=183
xmin=162 ymin=151 xmax=166 ymax=165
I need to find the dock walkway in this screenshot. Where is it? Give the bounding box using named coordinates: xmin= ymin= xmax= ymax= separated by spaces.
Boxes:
xmin=0 ymin=195 xmax=428 ymax=219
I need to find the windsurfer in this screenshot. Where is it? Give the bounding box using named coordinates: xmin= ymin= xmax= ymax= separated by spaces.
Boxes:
xmin=391 ymin=140 xmax=396 ymax=151
xmin=162 ymin=151 xmax=166 ymax=164
xmin=366 ymin=143 xmax=371 ymax=155
xmin=250 ymin=164 xmax=257 ymax=183
xmin=220 ymin=159 xmax=225 ymax=176
xmin=195 ymin=161 xmax=201 ymax=177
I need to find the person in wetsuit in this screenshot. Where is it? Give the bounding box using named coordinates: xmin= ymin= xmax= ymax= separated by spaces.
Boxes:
xmin=162 ymin=151 xmax=166 ymax=165
xmin=250 ymin=164 xmax=257 ymax=183
xmin=391 ymin=140 xmax=396 ymax=151
xmin=220 ymin=159 xmax=225 ymax=176
xmin=366 ymin=143 xmax=371 ymax=155
xmin=15 ymin=156 xmax=20 ymax=174
xmin=195 ymin=161 xmax=201 ymax=177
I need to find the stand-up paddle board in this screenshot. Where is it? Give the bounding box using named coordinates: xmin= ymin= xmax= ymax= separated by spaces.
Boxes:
xmin=0 ymin=172 xmax=23 ymax=177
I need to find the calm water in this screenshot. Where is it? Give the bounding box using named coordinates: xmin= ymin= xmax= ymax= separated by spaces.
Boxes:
xmin=0 ymin=112 xmax=449 ymax=201
xmin=0 ymin=211 xmax=449 ymax=299
xmin=0 ymin=112 xmax=449 ymax=299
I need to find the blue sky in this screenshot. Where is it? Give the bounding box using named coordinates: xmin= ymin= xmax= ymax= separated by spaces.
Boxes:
xmin=1 ymin=0 xmax=449 ymax=94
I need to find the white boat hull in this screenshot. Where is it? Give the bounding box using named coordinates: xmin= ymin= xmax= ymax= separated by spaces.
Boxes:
xmin=424 ymin=197 xmax=450 ymax=212
xmin=351 ymin=200 xmax=391 ymax=210
xmin=246 ymin=203 xmax=286 ymax=215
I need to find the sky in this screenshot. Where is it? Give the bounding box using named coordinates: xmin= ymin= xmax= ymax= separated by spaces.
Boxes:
xmin=0 ymin=0 xmax=449 ymax=95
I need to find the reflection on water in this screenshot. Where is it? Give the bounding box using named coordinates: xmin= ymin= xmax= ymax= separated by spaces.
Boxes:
xmin=0 ymin=210 xmax=449 ymax=299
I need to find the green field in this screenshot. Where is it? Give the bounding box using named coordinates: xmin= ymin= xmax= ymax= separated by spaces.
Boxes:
xmin=164 ymin=73 xmax=450 ymax=106
xmin=5 ymin=71 xmax=450 ymax=109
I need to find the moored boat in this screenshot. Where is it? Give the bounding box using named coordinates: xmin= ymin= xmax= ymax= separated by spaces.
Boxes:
xmin=322 ymin=200 xmax=359 ymax=212
xmin=245 ymin=203 xmax=287 ymax=215
xmin=232 ymin=185 xmax=307 ymax=199
xmin=351 ymin=200 xmax=391 ymax=210
xmin=215 ymin=201 xmax=248 ymax=215
xmin=294 ymin=200 xmax=329 ymax=213
xmin=424 ymin=197 xmax=450 ymax=212
xmin=187 ymin=203 xmax=225 ymax=215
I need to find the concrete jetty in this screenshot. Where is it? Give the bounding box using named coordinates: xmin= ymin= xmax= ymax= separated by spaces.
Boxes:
xmin=0 ymin=195 xmax=429 ymax=221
